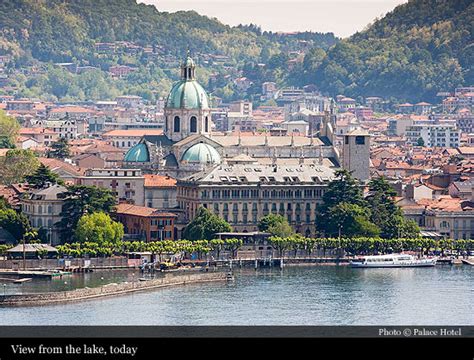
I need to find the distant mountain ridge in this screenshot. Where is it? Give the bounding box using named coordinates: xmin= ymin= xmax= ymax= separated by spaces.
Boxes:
xmin=0 ymin=0 xmax=471 ymax=103
xmin=301 ymin=0 xmax=473 ymax=102
xmin=0 ymin=0 xmax=336 ymax=63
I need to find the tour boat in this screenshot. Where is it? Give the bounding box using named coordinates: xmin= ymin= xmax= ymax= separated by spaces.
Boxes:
xmin=350 ymin=254 xmax=437 ymax=268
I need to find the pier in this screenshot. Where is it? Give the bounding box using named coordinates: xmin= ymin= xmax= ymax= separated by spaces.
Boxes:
xmin=0 ymin=271 xmax=227 ymax=307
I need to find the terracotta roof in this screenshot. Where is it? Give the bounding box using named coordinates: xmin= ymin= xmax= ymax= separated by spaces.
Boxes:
xmin=50 ymin=106 xmax=95 ymax=113
xmin=427 ymin=197 xmax=472 ymax=212
xmin=115 ymin=203 xmax=177 ymax=218
xmin=19 ymin=127 xmax=55 ymax=135
xmin=39 ymin=158 xmax=85 ymax=176
xmin=144 ymin=174 xmax=177 ymax=188
xmin=457 ymin=147 xmax=474 ymax=155
xmin=102 ymin=129 xmax=163 ymax=137
xmin=16 ymin=135 xmax=38 ymax=143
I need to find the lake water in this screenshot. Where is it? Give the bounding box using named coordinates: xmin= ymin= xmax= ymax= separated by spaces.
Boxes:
xmin=0 ymin=266 xmax=472 ymax=325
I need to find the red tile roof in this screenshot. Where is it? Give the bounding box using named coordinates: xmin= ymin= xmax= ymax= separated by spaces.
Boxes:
xmin=102 ymin=129 xmax=163 ymax=137
xmin=144 ymin=174 xmax=177 ymax=188
xmin=115 ymin=203 xmax=177 ymax=218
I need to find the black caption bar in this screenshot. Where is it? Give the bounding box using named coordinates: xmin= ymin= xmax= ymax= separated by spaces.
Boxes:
xmin=0 ymin=326 xmax=472 ymax=338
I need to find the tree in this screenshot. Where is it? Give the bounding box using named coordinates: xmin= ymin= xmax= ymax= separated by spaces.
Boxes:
xmin=268 ymin=236 xmax=291 ymax=258
xmin=47 ymin=137 xmax=70 ymax=159
xmin=223 ymin=238 xmax=243 ymax=259
xmin=0 ymin=206 xmax=32 ymax=242
xmin=320 ymin=169 xmax=365 ymax=210
xmin=56 ymin=185 xmax=116 ymax=242
xmin=366 ymin=177 xmax=420 ymax=239
xmin=209 ymin=239 xmax=225 ymax=259
xmin=327 ymin=202 xmax=380 ymax=238
xmin=0 ymin=110 xmax=20 ymax=148
xmin=75 ymin=212 xmax=124 ymax=246
xmin=24 ymin=163 xmax=63 ymax=189
xmin=317 ymin=169 xmax=369 ymax=236
xmin=416 ymin=137 xmax=425 ymax=147
xmin=258 ymin=214 xmax=286 ymax=232
xmin=182 ymin=207 xmax=232 ymax=241
xmin=0 ymin=149 xmax=40 ymax=185
xmin=268 ymin=220 xmax=295 ymax=238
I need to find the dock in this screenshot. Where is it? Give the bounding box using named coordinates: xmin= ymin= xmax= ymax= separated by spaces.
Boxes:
xmin=0 ymin=270 xmax=71 ymax=278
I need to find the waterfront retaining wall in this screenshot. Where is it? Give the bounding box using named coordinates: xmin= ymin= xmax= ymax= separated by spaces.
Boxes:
xmin=0 ymin=271 xmax=227 ymax=307
xmin=0 ymin=256 xmax=129 ymax=270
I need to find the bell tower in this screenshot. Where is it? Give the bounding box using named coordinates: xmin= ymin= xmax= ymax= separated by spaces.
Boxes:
xmin=342 ymin=129 xmax=370 ymax=182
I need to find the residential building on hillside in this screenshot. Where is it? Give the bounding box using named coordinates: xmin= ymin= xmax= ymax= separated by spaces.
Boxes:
xmin=406 ymin=123 xmax=461 ymax=148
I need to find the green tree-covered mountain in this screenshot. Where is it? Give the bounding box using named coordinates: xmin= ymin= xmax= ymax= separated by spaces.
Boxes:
xmin=0 ymin=0 xmax=336 ymax=102
xmin=301 ymin=0 xmax=473 ymax=102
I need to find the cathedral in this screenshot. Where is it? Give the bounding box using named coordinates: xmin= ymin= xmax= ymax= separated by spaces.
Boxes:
xmin=124 ymin=54 xmax=368 ymax=180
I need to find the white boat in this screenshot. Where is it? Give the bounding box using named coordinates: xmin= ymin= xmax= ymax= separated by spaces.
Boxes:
xmin=350 ymin=254 xmax=437 ymax=268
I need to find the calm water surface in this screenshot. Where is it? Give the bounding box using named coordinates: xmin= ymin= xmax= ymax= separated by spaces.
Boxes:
xmin=0 ymin=266 xmax=472 ymax=325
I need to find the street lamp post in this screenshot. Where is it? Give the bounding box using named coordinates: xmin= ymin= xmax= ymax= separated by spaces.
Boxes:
xmin=22 ymin=237 xmax=26 ymax=271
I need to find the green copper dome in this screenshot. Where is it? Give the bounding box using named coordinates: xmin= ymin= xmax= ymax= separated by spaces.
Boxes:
xmin=124 ymin=143 xmax=150 ymax=162
xmin=166 ymin=80 xmax=210 ymax=109
xmin=181 ymin=143 xmax=221 ymax=164
xmin=165 ymin=54 xmax=210 ymax=110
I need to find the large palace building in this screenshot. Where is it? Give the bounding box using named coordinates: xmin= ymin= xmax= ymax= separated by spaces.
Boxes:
xmin=123 ymin=54 xmax=370 ymax=236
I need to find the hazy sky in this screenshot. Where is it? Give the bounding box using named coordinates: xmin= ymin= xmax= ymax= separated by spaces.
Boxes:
xmin=142 ymin=0 xmax=407 ymax=38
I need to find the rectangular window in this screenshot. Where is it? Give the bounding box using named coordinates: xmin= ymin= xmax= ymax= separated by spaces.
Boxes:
xmin=355 ymin=136 xmax=365 ymax=145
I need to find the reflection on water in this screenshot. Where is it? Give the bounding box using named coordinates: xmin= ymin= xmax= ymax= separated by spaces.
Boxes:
xmin=0 ymin=266 xmax=471 ymax=325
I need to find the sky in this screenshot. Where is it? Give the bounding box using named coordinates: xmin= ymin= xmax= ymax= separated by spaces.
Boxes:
xmin=142 ymin=0 xmax=408 ymax=38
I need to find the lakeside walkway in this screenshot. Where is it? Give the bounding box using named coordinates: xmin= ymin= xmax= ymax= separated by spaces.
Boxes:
xmin=0 ymin=271 xmax=227 ymax=307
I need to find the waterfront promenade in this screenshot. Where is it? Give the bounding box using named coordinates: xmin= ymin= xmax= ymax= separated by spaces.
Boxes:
xmin=0 ymin=271 xmax=227 ymax=307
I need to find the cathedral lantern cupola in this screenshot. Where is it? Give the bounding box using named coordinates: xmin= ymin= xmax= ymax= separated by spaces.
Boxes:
xmin=181 ymin=53 xmax=196 ymax=80
xmin=164 ymin=52 xmax=211 ymax=142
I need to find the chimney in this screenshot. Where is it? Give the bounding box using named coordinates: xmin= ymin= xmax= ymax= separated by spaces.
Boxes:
xmin=405 ymin=183 xmax=415 ymax=200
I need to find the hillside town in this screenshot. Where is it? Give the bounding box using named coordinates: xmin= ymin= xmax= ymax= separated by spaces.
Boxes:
xmin=0 ymin=54 xmax=473 ymax=248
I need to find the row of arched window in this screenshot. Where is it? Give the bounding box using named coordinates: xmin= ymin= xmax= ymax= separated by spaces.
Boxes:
xmin=170 ymin=116 xmax=209 ymax=133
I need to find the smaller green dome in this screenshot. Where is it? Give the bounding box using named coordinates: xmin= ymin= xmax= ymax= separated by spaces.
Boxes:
xmin=181 ymin=143 xmax=221 ymax=164
xmin=124 ymin=143 xmax=150 ymax=162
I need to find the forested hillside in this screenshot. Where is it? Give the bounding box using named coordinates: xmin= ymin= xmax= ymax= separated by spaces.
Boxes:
xmin=300 ymin=0 xmax=473 ymax=102
xmin=0 ymin=0 xmax=336 ymax=102
xmin=0 ymin=0 xmax=470 ymax=103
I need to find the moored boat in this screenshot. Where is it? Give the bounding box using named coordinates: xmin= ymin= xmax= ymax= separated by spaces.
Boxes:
xmin=350 ymin=254 xmax=437 ymax=268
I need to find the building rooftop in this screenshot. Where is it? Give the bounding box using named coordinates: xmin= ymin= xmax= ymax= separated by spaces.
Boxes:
xmin=181 ymin=163 xmax=337 ymax=184
xmin=115 ymin=203 xmax=177 ymax=218
xmin=143 ymin=174 xmax=177 ymax=188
